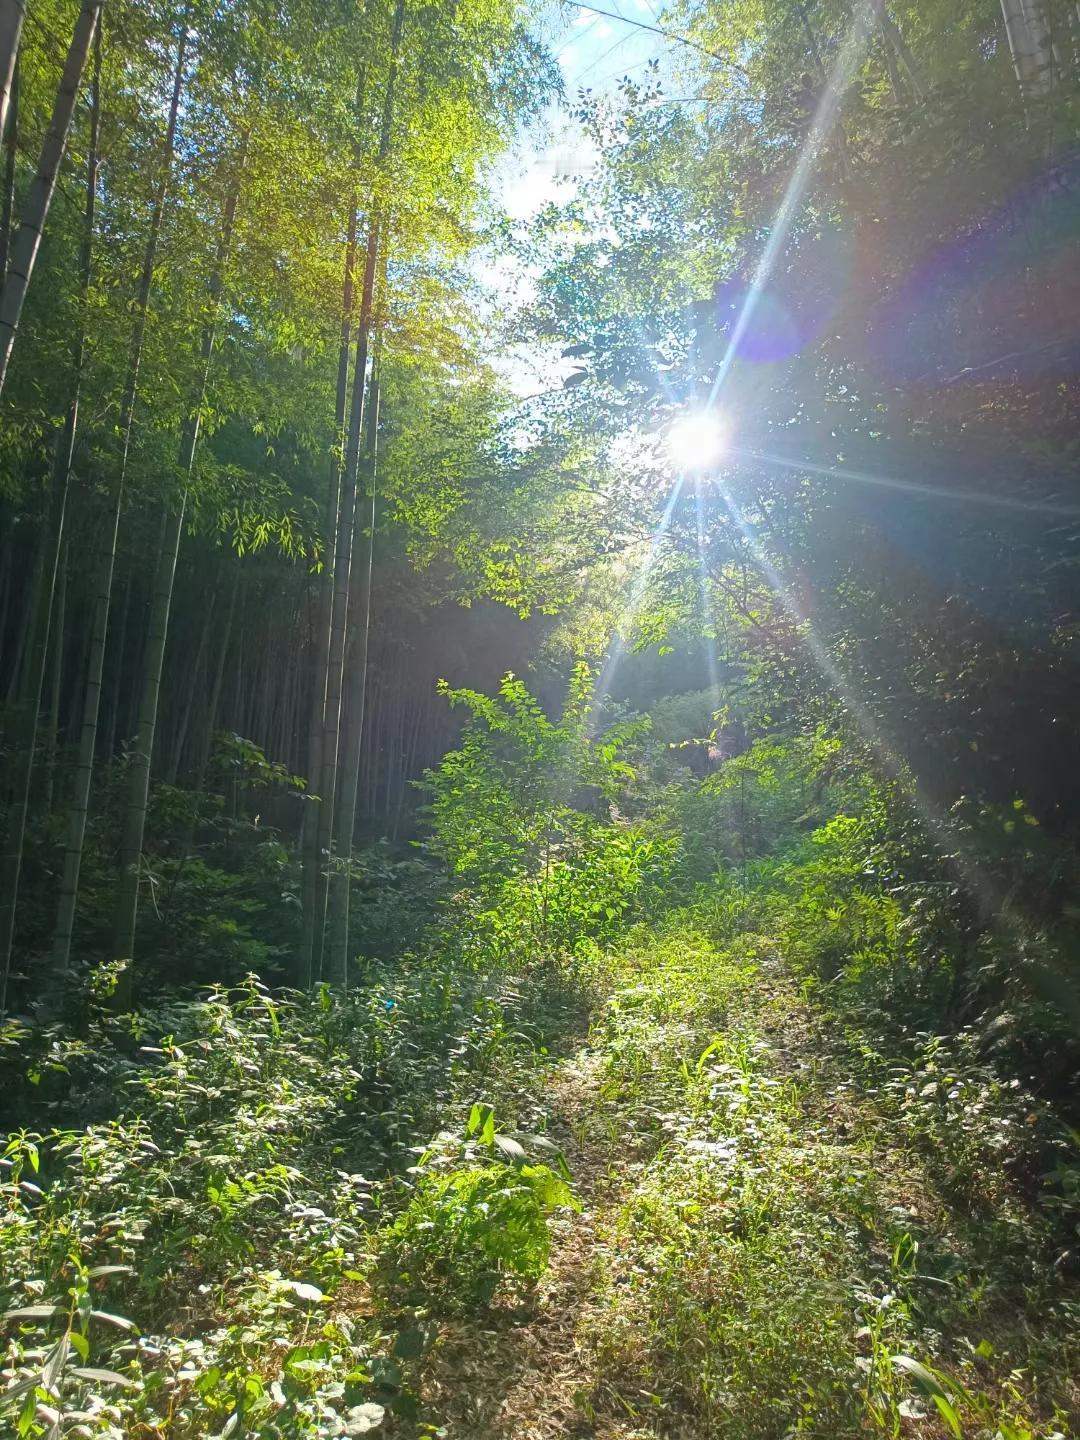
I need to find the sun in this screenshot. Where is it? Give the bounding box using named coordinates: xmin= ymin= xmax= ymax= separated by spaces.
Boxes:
xmin=667 ymin=410 xmax=729 ymax=471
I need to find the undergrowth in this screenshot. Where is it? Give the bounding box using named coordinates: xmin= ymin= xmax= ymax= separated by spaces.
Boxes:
xmin=4 ymin=683 xmax=1080 ymax=1438
xmin=579 ymin=920 xmax=1079 ymax=1440
xmin=0 ymin=955 xmax=590 ymax=1437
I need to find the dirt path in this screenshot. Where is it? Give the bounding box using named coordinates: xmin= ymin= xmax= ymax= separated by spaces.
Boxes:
xmin=417 ymin=1049 xmax=636 ymax=1440
xmin=396 ymin=928 xmax=1080 ymax=1440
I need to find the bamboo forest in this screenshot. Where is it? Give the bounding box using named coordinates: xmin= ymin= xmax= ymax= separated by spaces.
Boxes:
xmin=0 ymin=0 xmax=1078 ymax=1434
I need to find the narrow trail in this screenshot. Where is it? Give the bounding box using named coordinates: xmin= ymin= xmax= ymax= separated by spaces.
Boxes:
xmin=395 ymin=926 xmax=1079 ymax=1440
xmin=419 ymin=1049 xmax=632 ymax=1440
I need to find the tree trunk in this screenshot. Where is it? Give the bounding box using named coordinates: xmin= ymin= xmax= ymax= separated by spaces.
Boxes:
xmin=880 ymin=11 xmax=924 ymax=99
xmin=316 ymin=0 xmax=403 ymax=984
xmin=793 ymin=0 xmax=851 ymax=181
xmin=880 ymin=30 xmax=905 ymax=104
xmin=0 ymin=0 xmax=102 ymax=396
xmin=0 ymin=28 xmax=100 ymax=1005
xmin=1000 ymin=0 xmax=1045 ymax=96
xmin=194 ymin=567 xmax=238 ymax=794
xmin=1021 ymin=0 xmax=1058 ymax=89
xmin=103 ymin=571 xmax=129 ymax=760
xmin=42 ymin=539 xmax=67 ymax=812
xmin=302 ymin=60 xmax=370 ymax=988
xmin=5 ymin=533 xmax=40 ymax=706
xmin=52 ymin=27 xmax=187 ymax=974
xmin=111 ymin=156 xmax=244 ymax=983
xmin=325 ymin=359 xmax=381 ymax=985
xmin=0 ymin=0 xmax=24 ymax=145
xmin=299 ymin=199 xmax=358 ymax=990
xmin=0 ymin=56 xmax=17 ymax=283
xmin=0 ymin=521 xmax=12 ymax=675
xmin=167 ymin=582 xmax=215 ymax=784
xmin=393 ymin=692 xmax=422 ymax=841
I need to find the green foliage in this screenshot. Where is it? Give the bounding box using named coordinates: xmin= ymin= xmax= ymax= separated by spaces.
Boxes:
xmin=676 ymin=735 xmax=1080 ymax=1097
xmin=380 ymin=1154 xmax=575 ymax=1314
xmin=4 ymin=0 xmax=1076 ymax=1422
xmin=0 ymin=943 xmax=581 ymax=1433
xmin=424 ymin=667 xmax=674 ymax=959
xmin=4 ymin=697 xmax=1079 ymax=1436
xmin=668 ymin=730 xmax=862 ymax=878
xmin=581 ymin=917 xmax=1079 ymax=1440
xmin=377 ymin=1097 xmax=577 ymax=1313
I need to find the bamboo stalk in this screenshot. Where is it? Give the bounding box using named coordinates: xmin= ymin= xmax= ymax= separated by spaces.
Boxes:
xmin=53 ymin=23 xmax=188 ymax=974
xmin=0 ymin=0 xmax=24 ymax=144
xmin=0 ymin=29 xmax=101 ymax=1001
xmin=0 ymin=0 xmax=102 ymax=394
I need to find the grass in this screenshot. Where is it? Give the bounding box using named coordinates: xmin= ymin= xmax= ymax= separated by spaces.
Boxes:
xmin=572 ymin=917 xmax=1080 ymax=1440
xmin=0 ymin=950 xmax=594 ymax=1437
xmin=2 ymin=910 xmax=1077 ymax=1438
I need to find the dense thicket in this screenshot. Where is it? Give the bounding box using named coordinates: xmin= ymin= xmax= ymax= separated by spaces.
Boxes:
xmin=0 ymin=0 xmax=561 ymax=1003
xmin=510 ymin=0 xmax=1080 ymax=1083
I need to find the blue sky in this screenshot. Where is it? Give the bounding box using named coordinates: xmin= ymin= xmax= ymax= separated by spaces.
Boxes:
xmin=480 ymin=1 xmax=677 ymax=395
xmin=500 ymin=0 xmax=673 ymax=221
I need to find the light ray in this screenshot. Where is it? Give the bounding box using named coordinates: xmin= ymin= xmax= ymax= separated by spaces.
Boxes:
xmin=590 ymin=474 xmax=687 ymax=725
xmin=695 ymin=489 xmax=722 ymax=702
xmin=734 ymin=444 xmax=1080 ymax=518
xmin=714 ymin=483 xmax=1028 ymax=931
xmin=705 ymin=1 xmax=882 ymax=411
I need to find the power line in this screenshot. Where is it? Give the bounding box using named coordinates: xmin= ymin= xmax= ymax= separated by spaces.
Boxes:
xmin=562 ymin=2 xmax=750 ymax=80
xmin=571 ymin=29 xmax=644 ymax=86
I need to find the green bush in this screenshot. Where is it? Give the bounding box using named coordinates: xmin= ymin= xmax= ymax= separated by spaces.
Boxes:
xmin=379 ymin=1158 xmax=574 ymax=1313
xmin=423 ymin=667 xmax=666 ymax=960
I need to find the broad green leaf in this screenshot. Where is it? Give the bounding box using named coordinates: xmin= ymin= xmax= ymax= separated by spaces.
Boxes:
xmin=284 ymin=1281 xmax=324 ymax=1303
xmin=494 ymin=1134 xmax=526 ymax=1162
xmin=90 ymin=1310 xmax=136 ymax=1332
xmin=3 ymin=1305 xmax=63 ymax=1322
xmin=42 ymin=1336 xmax=69 ymax=1391
xmin=69 ymin=1367 xmax=139 ymax=1390
xmin=890 ymin=1355 xmax=962 ymax=1438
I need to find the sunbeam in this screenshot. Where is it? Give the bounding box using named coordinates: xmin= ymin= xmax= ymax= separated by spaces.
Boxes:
xmin=712 ymin=481 xmax=1027 ymax=930
xmin=590 ymin=475 xmax=687 ymax=725
xmin=736 ymin=445 xmax=1080 ymax=518
xmin=705 ymin=0 xmax=882 ymax=411
xmin=695 ymin=489 xmax=723 ymax=703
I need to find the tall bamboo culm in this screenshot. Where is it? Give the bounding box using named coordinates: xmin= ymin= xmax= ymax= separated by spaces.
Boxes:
xmin=111 ymin=158 xmax=245 ymax=989
xmin=0 ymin=0 xmax=102 ymax=395
xmin=52 ymin=27 xmax=188 ymax=975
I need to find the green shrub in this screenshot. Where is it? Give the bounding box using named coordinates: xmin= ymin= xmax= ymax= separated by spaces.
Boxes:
xmin=423 ymin=666 xmax=665 ymax=960
xmin=379 ymin=1159 xmax=574 ymax=1313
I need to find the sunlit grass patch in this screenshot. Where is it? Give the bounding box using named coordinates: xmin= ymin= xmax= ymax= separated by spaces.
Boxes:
xmin=583 ymin=1015 xmax=882 ymax=1438
xmin=592 ymin=1166 xmax=868 ymax=1438
xmin=578 ymin=921 xmax=1080 ymax=1440
xmin=591 ymin=921 xmax=758 ymax=1100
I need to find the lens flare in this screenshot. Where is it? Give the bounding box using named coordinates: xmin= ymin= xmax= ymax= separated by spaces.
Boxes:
xmin=668 ymin=411 xmax=728 ymax=470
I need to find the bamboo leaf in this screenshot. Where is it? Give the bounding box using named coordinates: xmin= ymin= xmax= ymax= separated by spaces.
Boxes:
xmin=69 ymin=1367 xmax=139 ymax=1389
xmin=3 ymin=1305 xmax=63 ymax=1322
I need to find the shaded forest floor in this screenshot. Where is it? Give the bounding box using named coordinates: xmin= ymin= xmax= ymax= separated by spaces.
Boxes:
xmin=395 ymin=922 xmax=1080 ymax=1440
